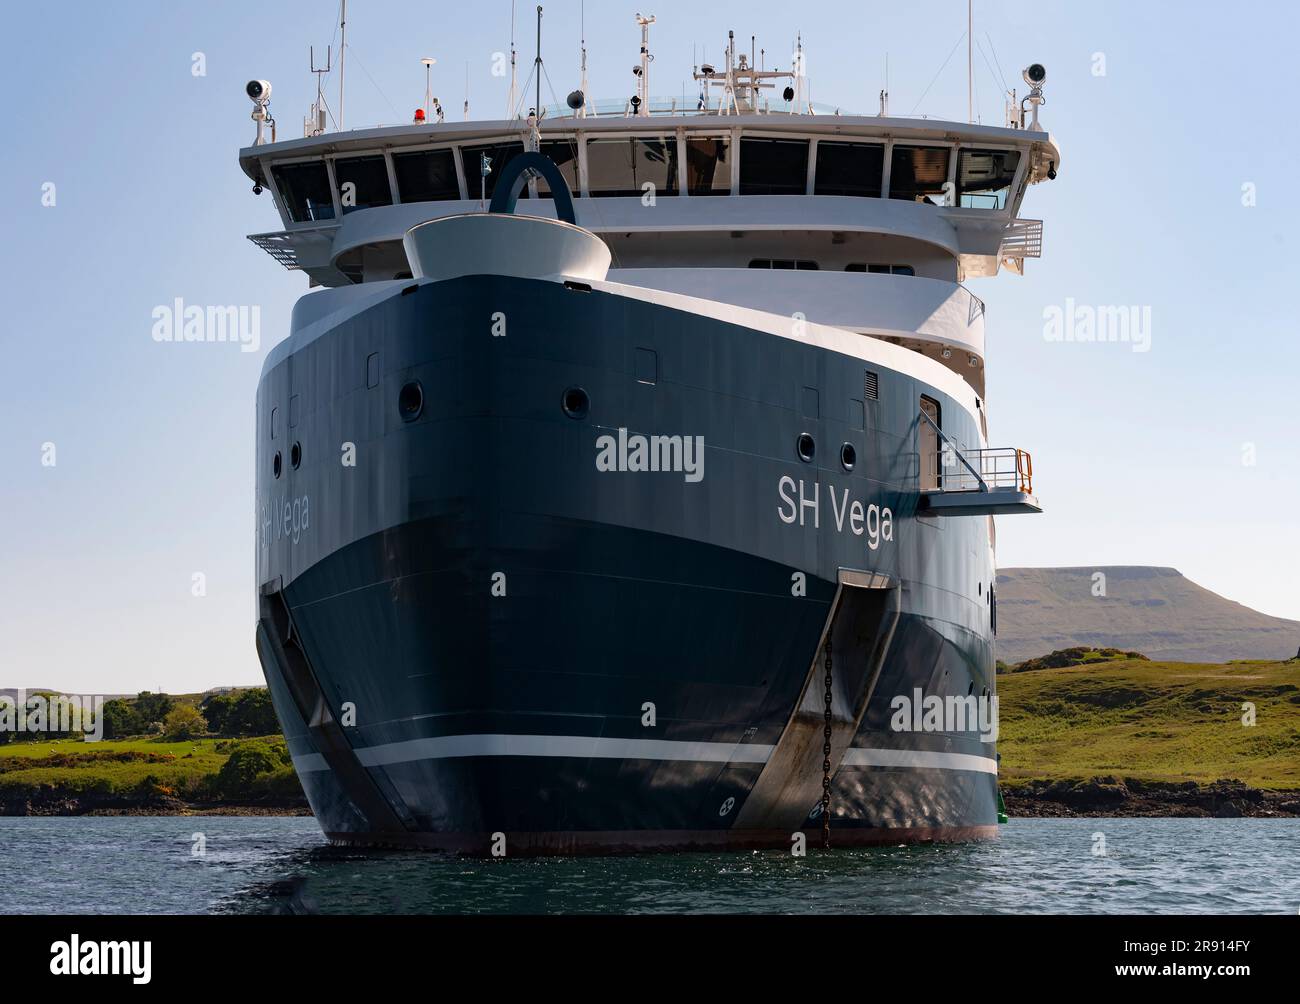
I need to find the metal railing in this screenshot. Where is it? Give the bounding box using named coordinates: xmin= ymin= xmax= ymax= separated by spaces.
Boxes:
xmin=937 ymin=446 xmax=1033 ymax=494
xmin=1000 ymin=218 xmax=1043 ymax=259
xmin=920 ymin=408 xmax=1034 ymax=495
xmin=248 ymin=232 xmax=305 ymax=270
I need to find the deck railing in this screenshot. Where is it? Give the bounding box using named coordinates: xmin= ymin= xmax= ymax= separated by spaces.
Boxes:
xmin=920 ymin=408 xmax=1034 ymax=495
xmin=1000 ymin=218 xmax=1043 ymax=259
xmin=937 ymin=446 xmax=1034 ymax=494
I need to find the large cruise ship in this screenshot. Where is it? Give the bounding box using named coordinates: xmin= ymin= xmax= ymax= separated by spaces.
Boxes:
xmin=244 ymin=12 xmax=1060 ymax=853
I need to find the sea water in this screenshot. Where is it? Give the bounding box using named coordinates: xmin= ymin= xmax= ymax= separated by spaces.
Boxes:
xmin=0 ymin=816 xmax=1294 ymax=914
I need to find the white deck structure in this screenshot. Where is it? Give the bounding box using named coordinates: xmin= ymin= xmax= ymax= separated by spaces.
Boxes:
xmin=239 ymin=29 xmax=1061 ymax=401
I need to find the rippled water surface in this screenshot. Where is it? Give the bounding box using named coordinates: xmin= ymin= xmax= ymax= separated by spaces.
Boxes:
xmin=0 ymin=816 xmax=1295 ymax=914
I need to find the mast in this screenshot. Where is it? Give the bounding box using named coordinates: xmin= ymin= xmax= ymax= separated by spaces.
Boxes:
xmin=308 ymin=45 xmax=330 ymax=137
xmin=422 ymin=57 xmax=435 ymax=118
xmin=880 ymin=52 xmax=889 ymax=116
xmin=967 ymin=0 xmax=973 ymax=123
xmin=635 ymin=13 xmax=656 ymax=116
xmin=534 ymin=4 xmax=542 ymax=118
xmin=507 ymin=1 xmax=518 ymax=118
xmin=578 ymin=3 xmax=589 ymax=117
xmin=338 ymin=0 xmax=347 ymax=130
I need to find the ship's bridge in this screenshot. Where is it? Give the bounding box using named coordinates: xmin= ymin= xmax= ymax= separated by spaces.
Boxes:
xmin=240 ymin=110 xmax=1060 ymax=395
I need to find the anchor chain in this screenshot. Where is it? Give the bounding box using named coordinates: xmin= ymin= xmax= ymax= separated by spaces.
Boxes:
xmin=821 ymin=634 xmax=833 ymax=849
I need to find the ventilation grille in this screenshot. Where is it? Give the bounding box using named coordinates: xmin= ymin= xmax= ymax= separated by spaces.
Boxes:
xmin=864 ymin=370 xmax=879 ymax=401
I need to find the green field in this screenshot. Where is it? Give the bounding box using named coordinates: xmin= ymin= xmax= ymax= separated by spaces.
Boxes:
xmin=997 ymin=657 xmax=1300 ymax=790
xmin=0 ymin=735 xmax=303 ymax=807
xmin=4 ymin=656 xmax=1298 ymax=812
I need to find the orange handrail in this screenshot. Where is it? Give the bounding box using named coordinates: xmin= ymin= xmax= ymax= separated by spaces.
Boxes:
xmin=1015 ymin=449 xmax=1033 ymax=494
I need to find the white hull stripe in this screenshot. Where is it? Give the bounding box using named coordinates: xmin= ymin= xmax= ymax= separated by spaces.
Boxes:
xmin=353 ymin=734 xmax=774 ymax=768
xmin=841 ymin=747 xmax=998 ymax=775
xmin=292 ymin=736 xmax=996 ymax=776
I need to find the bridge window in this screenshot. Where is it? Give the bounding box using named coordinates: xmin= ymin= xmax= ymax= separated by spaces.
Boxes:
xmin=739 ymin=138 xmax=809 ymax=195
xmin=271 ymin=161 xmax=335 ymax=222
xmin=888 ymin=145 xmax=951 ymax=203
xmin=749 ymin=259 xmax=819 ymax=270
xmin=846 ymin=263 xmax=915 ymax=276
xmin=334 ymin=155 xmax=393 ymax=214
xmin=393 ymin=149 xmax=460 ymax=202
xmin=814 ymin=141 xmax=885 ymax=197
xmin=461 ymin=142 xmax=526 ymax=199
xmin=683 ymin=135 xmax=730 ymax=194
xmin=586 ymin=136 xmax=677 ymax=197
xmin=535 ymin=140 xmax=582 ymax=198
xmin=957 ymin=149 xmax=1021 ymax=209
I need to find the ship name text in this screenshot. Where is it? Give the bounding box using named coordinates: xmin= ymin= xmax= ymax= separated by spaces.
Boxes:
xmin=777 ymin=476 xmax=894 ymax=550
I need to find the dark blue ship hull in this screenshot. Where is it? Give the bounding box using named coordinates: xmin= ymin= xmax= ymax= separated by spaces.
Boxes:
xmin=254 ymin=273 xmax=1000 ymax=853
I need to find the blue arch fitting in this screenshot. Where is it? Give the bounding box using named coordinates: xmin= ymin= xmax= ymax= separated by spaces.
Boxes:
xmin=486 ymin=152 xmax=578 ymax=225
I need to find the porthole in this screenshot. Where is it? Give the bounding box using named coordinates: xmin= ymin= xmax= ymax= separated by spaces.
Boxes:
xmin=562 ymin=386 xmax=590 ymax=419
xmin=272 ymin=451 xmax=282 ymax=479
xmin=290 ymin=442 xmax=302 ymax=470
xmin=796 ymin=432 xmax=816 ymax=463
xmin=839 ymin=442 xmax=856 ymax=471
xmin=398 ymin=380 xmax=424 ymax=422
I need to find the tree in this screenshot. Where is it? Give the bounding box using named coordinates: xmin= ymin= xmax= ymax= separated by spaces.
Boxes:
xmin=134 ymin=692 xmax=174 ymax=729
xmin=200 ymin=693 xmax=236 ymax=735
xmin=162 ymin=705 xmax=207 ymax=741
xmin=100 ymin=699 xmax=139 ymax=739
xmin=228 ymin=689 xmax=280 ymax=736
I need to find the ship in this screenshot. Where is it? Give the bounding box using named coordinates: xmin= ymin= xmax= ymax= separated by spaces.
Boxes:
xmin=243 ymin=11 xmax=1060 ymax=853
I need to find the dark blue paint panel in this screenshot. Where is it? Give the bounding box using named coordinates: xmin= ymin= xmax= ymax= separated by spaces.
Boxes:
xmin=254 ymin=274 xmax=1000 ymax=851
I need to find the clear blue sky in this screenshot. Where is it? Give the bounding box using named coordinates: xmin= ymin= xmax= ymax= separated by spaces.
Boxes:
xmin=2 ymin=0 xmax=1297 ymax=694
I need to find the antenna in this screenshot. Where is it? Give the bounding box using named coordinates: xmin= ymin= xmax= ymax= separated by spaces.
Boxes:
xmin=634 ymin=13 xmax=656 ymax=116
xmin=507 ymin=1 xmax=518 ymax=118
xmin=421 ymin=57 xmax=436 ymax=119
xmin=534 ymin=4 xmax=543 ymax=121
xmin=575 ymin=1 xmax=589 ymax=117
xmin=338 ymin=0 xmax=347 ymax=130
xmin=723 ymin=30 xmax=737 ymax=115
xmin=308 ymin=45 xmax=331 ymax=137
xmin=793 ymin=32 xmax=804 ymax=114
xmin=464 ymin=60 xmax=470 ymax=120
xmin=880 ymin=52 xmax=889 ymax=116
xmin=967 ymin=0 xmax=973 ymax=123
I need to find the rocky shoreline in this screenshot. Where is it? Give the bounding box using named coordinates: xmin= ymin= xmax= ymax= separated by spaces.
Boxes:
xmin=9 ymin=777 xmax=1300 ymax=820
xmin=1002 ymin=777 xmax=1300 ymax=818
xmin=2 ymin=789 xmax=309 ymax=817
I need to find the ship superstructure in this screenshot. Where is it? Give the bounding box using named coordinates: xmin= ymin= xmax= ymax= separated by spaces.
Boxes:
xmin=244 ymin=13 xmax=1060 ymax=852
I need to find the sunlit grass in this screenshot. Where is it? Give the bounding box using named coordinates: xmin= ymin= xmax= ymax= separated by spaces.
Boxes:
xmin=998 ymin=658 xmax=1300 ymax=789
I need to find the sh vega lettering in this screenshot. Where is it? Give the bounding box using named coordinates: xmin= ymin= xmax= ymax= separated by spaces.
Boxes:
xmin=260 ymin=493 xmax=310 ymax=546
xmin=777 ymin=477 xmax=894 ymax=550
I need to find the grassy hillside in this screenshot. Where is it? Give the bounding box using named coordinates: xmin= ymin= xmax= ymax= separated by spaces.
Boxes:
xmin=995 ymin=566 xmax=1300 ymax=664
xmin=997 ymin=656 xmax=1300 ymax=790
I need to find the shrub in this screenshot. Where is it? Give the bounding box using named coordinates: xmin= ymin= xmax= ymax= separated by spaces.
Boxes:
xmin=162 ymin=705 xmax=207 ymax=741
xmin=214 ymin=740 xmax=289 ymax=796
